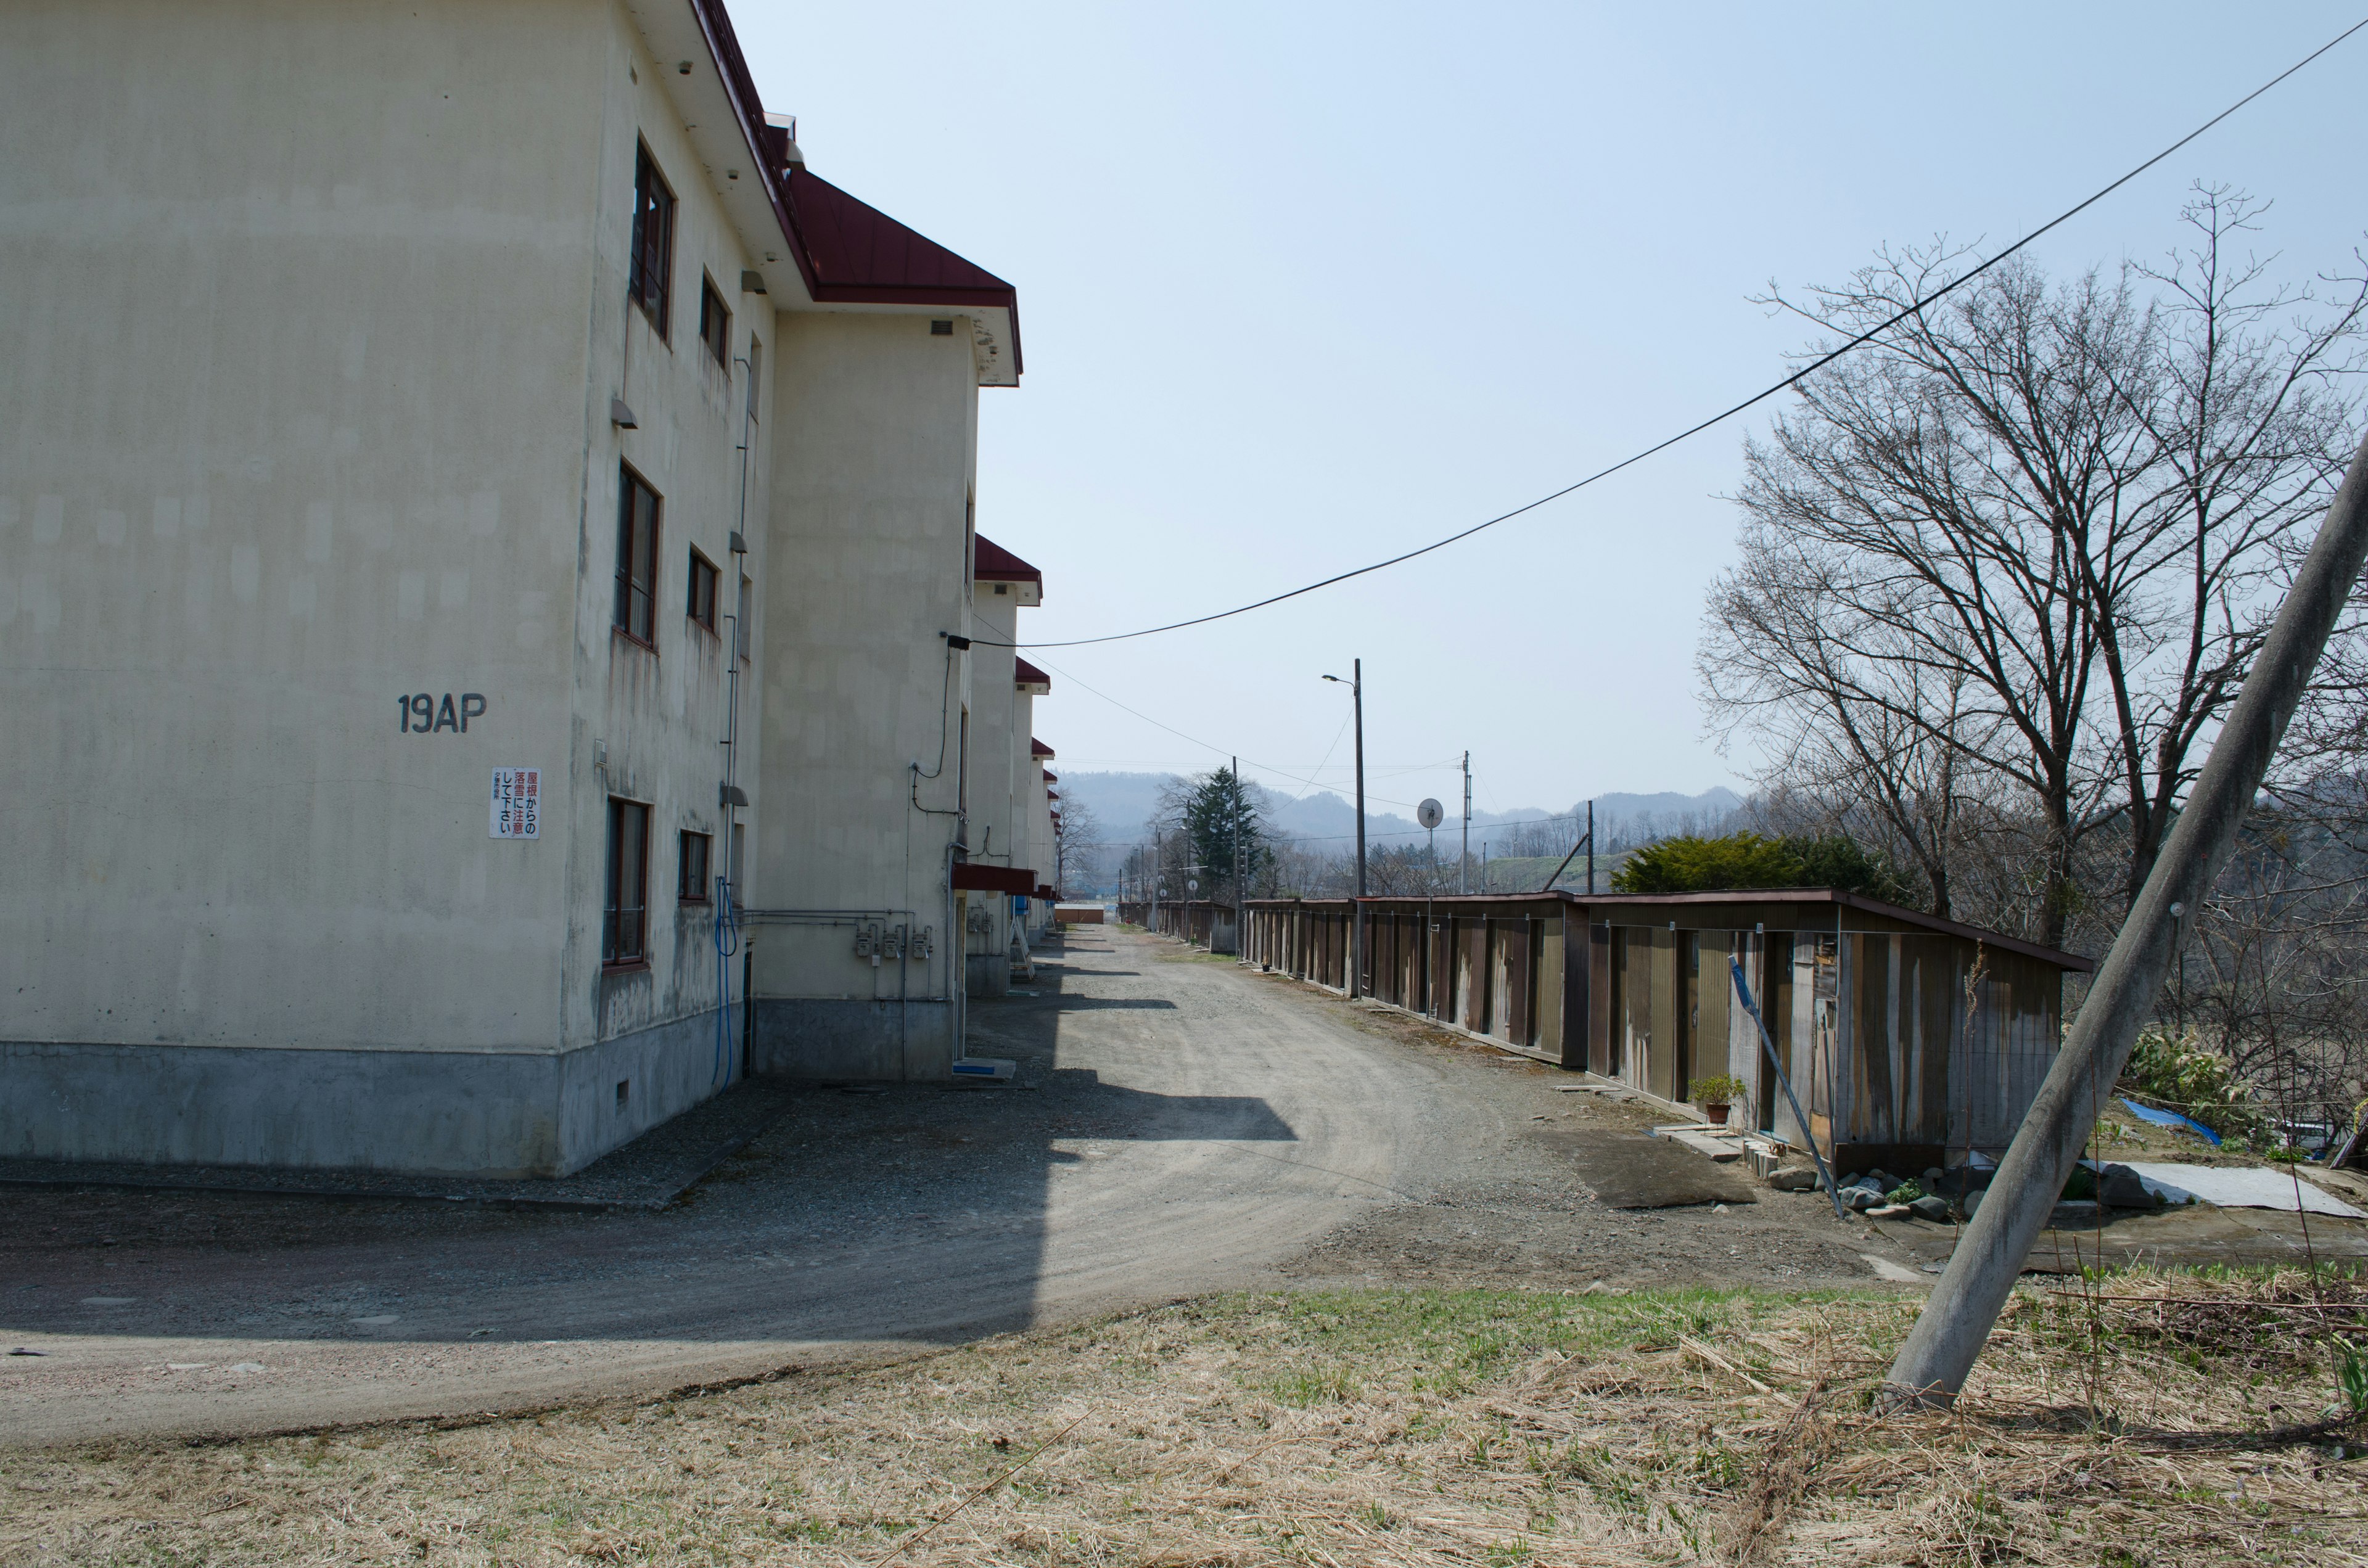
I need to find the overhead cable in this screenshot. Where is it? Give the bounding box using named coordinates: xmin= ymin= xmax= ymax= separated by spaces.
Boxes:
xmin=979 ymin=16 xmax=2368 ymax=652
xmin=1033 ymin=655 xmax=1434 ymax=810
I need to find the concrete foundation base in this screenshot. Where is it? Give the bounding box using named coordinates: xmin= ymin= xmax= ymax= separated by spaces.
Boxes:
xmin=750 ymin=996 xmax=957 ymax=1080
xmin=965 ymin=953 xmax=1010 ymax=997
xmin=0 ymin=1009 xmax=732 ymax=1178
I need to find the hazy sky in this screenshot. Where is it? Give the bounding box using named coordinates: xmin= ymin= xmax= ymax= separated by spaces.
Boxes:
xmin=731 ymin=4 xmax=2368 ymax=819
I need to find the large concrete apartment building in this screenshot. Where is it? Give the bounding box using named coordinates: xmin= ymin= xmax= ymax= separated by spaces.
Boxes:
xmin=2 ymin=0 xmax=1066 ymax=1177
xmin=961 ymin=538 xmax=1061 ymax=995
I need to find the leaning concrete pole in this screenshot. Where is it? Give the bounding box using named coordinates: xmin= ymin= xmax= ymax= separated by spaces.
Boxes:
xmin=1883 ymin=430 xmax=2368 ymax=1409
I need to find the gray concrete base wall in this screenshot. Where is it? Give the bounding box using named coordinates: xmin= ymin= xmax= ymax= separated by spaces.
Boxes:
xmin=557 ymin=1008 xmax=740 ymax=1174
xmin=0 ymin=1009 xmax=732 ymax=1178
xmin=966 ymin=954 xmax=1010 ymax=997
xmin=750 ymin=998 xmax=956 ymax=1081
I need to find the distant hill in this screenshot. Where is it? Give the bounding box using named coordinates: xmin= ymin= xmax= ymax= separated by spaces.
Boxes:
xmin=1050 ymin=771 xmax=1172 ymax=848
xmin=1058 ymin=773 xmax=1741 ymax=855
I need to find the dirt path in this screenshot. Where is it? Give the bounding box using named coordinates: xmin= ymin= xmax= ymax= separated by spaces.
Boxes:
xmin=1 ymin=929 xmax=1933 ymax=1447
xmin=1 ymin=930 xmax=1482 ymax=1442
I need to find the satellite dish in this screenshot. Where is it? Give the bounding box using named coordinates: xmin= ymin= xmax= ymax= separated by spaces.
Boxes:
xmin=1188 ymin=877 xmax=1200 ymax=893
xmin=1417 ymin=798 xmax=1445 ymax=830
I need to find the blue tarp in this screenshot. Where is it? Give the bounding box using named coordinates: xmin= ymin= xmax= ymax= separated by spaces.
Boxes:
xmin=2121 ymin=1097 xmax=2221 ymax=1146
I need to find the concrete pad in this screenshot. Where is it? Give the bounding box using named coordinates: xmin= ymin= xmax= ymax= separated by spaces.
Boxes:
xmin=2121 ymin=1161 xmax=2365 ymax=1218
xmin=1653 ymin=1128 xmax=1742 ymax=1163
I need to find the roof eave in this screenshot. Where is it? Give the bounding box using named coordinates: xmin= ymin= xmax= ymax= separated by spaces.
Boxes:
xmin=678 ymin=0 xmax=1022 ymax=383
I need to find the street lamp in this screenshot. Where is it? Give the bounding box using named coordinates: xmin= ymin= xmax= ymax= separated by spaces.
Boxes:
xmin=1321 ymin=660 xmax=1366 ymax=996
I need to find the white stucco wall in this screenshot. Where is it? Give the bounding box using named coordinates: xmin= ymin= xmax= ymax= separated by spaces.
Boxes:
xmin=965 ymin=588 xmax=1022 ymax=991
xmin=1027 ymin=739 xmax=1055 ymax=938
xmin=570 ymin=9 xmax=775 ymax=1062
xmin=0 ymin=0 xmax=779 ymax=1172
xmin=751 ymin=310 xmax=981 ymax=1078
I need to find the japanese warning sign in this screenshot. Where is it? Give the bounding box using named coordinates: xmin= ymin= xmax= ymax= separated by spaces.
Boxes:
xmin=490 ymin=767 xmax=541 ymax=839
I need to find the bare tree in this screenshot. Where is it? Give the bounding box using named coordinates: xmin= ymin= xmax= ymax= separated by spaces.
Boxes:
xmin=2157 ymin=796 xmax=2368 ymax=1136
xmin=1703 ymin=186 xmax=2366 ymax=950
xmin=1054 ymin=795 xmax=1102 ymax=893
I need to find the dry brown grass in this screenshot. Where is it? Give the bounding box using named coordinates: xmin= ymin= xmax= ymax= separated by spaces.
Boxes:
xmin=6 ymin=1273 xmax=2367 ymax=1567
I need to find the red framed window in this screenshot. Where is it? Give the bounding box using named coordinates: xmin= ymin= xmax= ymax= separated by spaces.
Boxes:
xmin=604 ymin=798 xmax=651 ymax=966
xmin=615 ymin=466 xmax=660 ymax=646
xmin=678 ymin=830 xmax=712 ymax=903
xmin=687 ymin=548 xmax=718 ymax=634
xmin=630 ymin=142 xmax=675 ymax=336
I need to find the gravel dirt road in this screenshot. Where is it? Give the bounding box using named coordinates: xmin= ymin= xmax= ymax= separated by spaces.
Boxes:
xmin=0 ymin=927 xmax=1911 ymax=1447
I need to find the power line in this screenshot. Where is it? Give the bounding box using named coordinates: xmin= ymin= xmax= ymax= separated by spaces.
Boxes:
xmin=1031 ymin=654 xmax=1436 ymax=810
xmin=981 ymin=17 xmax=2368 ymax=653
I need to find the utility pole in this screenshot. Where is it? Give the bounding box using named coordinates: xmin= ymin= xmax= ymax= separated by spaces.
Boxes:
xmin=1884 ymin=430 xmax=2368 ymax=1410
xmin=1352 ymin=659 xmax=1366 ymax=995
xmin=1232 ymin=754 xmax=1243 ymax=958
xmin=1587 ymin=799 xmax=1595 ymax=895
xmin=1460 ymin=751 xmax=1471 ymax=896
xmin=1322 ymin=662 xmax=1368 ymax=996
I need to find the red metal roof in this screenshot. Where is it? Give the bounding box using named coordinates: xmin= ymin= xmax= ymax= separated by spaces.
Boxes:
xmin=1014 ymin=659 xmax=1052 ymax=692
xmin=685 ymin=0 xmax=1022 ymax=374
xmin=1030 ymin=737 xmax=1054 ymax=758
xmin=782 ymin=168 xmax=1021 ymax=336
xmin=952 ymin=863 xmax=1035 ymax=895
xmin=972 ymin=535 xmax=1043 ymax=588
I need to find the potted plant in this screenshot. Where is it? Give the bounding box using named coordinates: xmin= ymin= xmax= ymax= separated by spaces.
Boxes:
xmin=1688 ymin=1075 xmax=1747 ymax=1128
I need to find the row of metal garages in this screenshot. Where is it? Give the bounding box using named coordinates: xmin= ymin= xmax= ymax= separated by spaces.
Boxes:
xmin=1122 ymin=890 xmax=2090 ymax=1179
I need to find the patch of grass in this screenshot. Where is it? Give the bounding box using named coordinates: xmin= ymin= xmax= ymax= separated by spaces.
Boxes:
xmin=1153 ymin=947 xmax=1238 ymax=965
xmin=7 ymin=1276 xmax=2364 ymax=1566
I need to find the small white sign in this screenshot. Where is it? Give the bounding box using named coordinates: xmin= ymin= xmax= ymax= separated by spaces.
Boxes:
xmin=490 ymin=767 xmax=541 ymax=839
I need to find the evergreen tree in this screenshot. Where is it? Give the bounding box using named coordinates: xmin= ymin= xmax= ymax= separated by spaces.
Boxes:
xmin=1179 ymin=767 xmax=1270 ymax=901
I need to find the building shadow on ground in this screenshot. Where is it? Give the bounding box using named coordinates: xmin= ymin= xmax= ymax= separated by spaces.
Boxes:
xmin=0 ymin=930 xmax=1298 ymax=1368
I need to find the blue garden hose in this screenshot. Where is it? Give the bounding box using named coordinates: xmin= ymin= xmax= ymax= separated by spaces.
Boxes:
xmin=713 ymin=873 xmax=741 ymax=1085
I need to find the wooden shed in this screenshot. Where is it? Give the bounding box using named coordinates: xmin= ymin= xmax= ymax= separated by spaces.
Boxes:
xmin=1229 ymin=890 xmax=2089 ymax=1178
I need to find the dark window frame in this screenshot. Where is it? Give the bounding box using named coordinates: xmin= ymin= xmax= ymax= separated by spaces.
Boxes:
xmin=686 ymin=547 xmax=720 ymax=636
xmin=604 ymin=798 xmax=652 ymax=968
xmin=614 ymin=464 xmax=661 ymax=651
xmin=678 ymin=829 xmax=712 ymax=904
xmin=629 ymin=141 xmax=676 ymax=338
xmin=697 ymin=275 xmax=731 ymax=369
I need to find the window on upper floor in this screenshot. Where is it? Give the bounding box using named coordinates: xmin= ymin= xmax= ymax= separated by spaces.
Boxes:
xmin=678 ymin=830 xmax=712 ymax=904
xmin=615 ymin=465 xmax=661 ymax=649
xmin=687 ymin=547 xmax=719 ymax=635
xmin=604 ymin=798 xmax=651 ymax=967
xmin=630 ymin=142 xmax=675 ymax=337
xmin=698 ymin=276 xmax=730 ymax=368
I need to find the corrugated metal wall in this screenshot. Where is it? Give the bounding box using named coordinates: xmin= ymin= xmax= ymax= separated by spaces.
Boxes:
xmin=1239 ymin=898 xmax=1577 ymax=1066
xmin=1181 ymin=894 xmax=2071 ymax=1168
